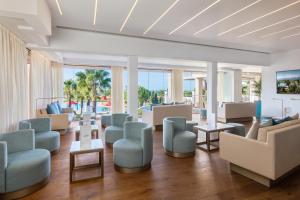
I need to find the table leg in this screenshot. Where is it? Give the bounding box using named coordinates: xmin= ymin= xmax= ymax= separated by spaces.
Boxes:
xmin=100 ymin=151 xmax=104 ymax=177
xmin=70 ymin=154 xmax=74 ymax=182
xmin=96 ymin=129 xmax=99 ymax=139
xmin=206 ymin=131 xmax=210 ymax=151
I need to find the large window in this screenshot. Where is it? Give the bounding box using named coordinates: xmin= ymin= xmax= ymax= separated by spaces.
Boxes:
xmin=63 ymin=67 xmax=111 ymax=114
xmin=138 ymin=70 xmax=170 ymax=107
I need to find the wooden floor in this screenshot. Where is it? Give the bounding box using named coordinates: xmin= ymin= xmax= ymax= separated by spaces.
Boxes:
xmin=22 ymin=122 xmax=300 ymax=200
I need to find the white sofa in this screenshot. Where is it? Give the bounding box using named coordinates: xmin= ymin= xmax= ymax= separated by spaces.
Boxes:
xmin=142 ymin=104 xmax=192 ymax=128
xmin=218 ymin=102 xmax=256 ymax=123
xmin=220 ymin=119 xmax=300 ymax=187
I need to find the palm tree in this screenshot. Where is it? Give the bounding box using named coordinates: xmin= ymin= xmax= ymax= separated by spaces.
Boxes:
xmin=64 ymin=79 xmax=77 ymax=107
xmin=75 ymin=71 xmax=89 ymax=114
xmin=253 ymin=79 xmax=262 ymax=98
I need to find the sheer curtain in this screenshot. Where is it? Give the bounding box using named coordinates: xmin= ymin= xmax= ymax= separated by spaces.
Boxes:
xmin=29 ymin=50 xmax=52 ymax=117
xmin=0 ymin=24 xmax=29 ymax=133
xmin=111 ymin=67 xmax=124 ymax=113
xmin=51 ymin=62 xmax=63 ymax=98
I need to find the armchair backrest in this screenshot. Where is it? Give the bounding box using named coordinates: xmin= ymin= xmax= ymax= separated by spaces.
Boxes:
xmin=0 ymin=129 xmax=35 ymax=154
xmin=164 ymin=117 xmax=186 ymax=132
xmin=111 ymin=113 xmax=130 ymax=127
xmin=19 ymin=118 xmax=51 ymax=133
xmin=124 ymin=122 xmax=148 ymax=141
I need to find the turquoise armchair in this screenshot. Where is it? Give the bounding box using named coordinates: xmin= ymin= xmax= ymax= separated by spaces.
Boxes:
xmin=104 ymin=113 xmax=133 ymax=146
xmin=0 ymin=130 xmax=50 ymax=199
xmin=163 ymin=117 xmax=197 ymax=158
xmin=113 ymin=122 xmax=153 ymax=173
xmin=19 ymin=118 xmax=60 ymax=153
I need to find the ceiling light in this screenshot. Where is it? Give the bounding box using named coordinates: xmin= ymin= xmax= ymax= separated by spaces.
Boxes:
xmin=144 ymin=0 xmax=180 ymax=35
xmin=93 ymin=0 xmax=98 ymax=25
xmin=17 ymin=25 xmax=34 ymax=31
xmin=194 ymin=0 xmax=262 ymax=35
xmin=261 ymin=24 xmax=300 ymax=38
xmin=281 ymin=31 xmax=300 ymax=39
xmin=169 ymin=0 xmax=221 ymax=35
xmin=238 ymin=14 xmax=300 ymax=38
xmin=218 ymin=0 xmax=300 ymax=36
xmin=120 ymin=0 xmax=139 ymax=32
xmin=55 ymin=0 xmax=63 ymax=15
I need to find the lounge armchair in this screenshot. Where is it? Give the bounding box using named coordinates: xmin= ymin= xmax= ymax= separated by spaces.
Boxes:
xmin=0 ymin=129 xmax=51 ymax=199
xmin=104 ymin=113 xmax=133 ymax=146
xmin=19 ymin=118 xmax=60 ymax=153
xmin=113 ymin=122 xmax=153 ymax=173
xmin=163 ymin=117 xmax=197 ymax=158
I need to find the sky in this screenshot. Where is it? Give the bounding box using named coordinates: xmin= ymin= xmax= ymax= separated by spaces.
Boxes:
xmin=63 ymin=68 xmax=194 ymax=91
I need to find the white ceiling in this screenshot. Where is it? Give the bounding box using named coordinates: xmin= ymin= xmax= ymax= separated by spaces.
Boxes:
xmin=45 ymin=0 xmax=300 ymax=53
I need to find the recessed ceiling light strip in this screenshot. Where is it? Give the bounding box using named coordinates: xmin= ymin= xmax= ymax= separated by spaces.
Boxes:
xmin=120 ymin=0 xmax=139 ymax=32
xmin=93 ymin=0 xmax=98 ymax=25
xmin=169 ymin=0 xmax=221 ymax=35
xmin=261 ymin=24 xmax=300 ymax=38
xmin=144 ymin=0 xmax=180 ymax=35
xmin=194 ymin=0 xmax=262 ymax=35
xmin=238 ymin=14 xmax=300 ymax=38
xmin=55 ymin=0 xmax=63 ymax=15
xmin=281 ymin=31 xmax=300 ymax=39
xmin=218 ymin=0 xmax=300 ymax=36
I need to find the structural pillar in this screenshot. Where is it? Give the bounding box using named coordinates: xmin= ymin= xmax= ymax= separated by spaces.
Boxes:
xmin=111 ymin=66 xmax=124 ymax=113
xmin=207 ymin=62 xmax=218 ymax=123
xmin=127 ymin=56 xmax=139 ymax=118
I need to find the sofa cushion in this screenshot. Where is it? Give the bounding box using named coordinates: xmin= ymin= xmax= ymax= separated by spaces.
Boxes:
xmin=246 ymin=121 xmax=260 ymax=140
xmin=56 ymin=101 xmax=63 ymax=113
xmin=272 ymin=116 xmax=292 ymax=125
xmin=35 ymin=131 xmax=60 ymax=152
xmin=290 ymin=113 xmax=299 ymax=120
xmin=173 ymin=131 xmax=197 ymax=153
xmin=257 ymin=119 xmax=300 ymax=142
xmin=6 ymin=149 xmax=50 ymax=192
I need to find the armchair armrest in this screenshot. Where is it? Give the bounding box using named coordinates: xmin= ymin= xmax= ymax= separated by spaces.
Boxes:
xmin=220 ymin=132 xmax=275 ymax=179
xmin=141 ymin=126 xmax=153 ymax=165
xmin=62 ymin=107 xmax=73 ymax=113
xmin=0 ymin=129 xmax=35 ymax=153
xmin=0 ymin=141 xmax=7 ymax=193
xmin=163 ymin=119 xmax=174 ymax=151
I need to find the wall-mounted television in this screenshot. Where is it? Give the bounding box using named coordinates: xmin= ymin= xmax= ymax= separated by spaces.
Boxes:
xmin=277 ymin=70 xmax=300 ymax=94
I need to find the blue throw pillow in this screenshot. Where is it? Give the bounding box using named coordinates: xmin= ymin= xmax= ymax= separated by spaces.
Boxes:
xmin=56 ymin=101 xmax=63 ymax=113
xmin=50 ymin=102 xmax=60 ymax=114
xmin=46 ymin=104 xmax=53 ymax=114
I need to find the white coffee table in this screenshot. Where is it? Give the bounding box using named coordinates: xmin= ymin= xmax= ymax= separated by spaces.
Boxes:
xmin=69 ymin=139 xmax=104 ymax=182
xmin=194 ymin=123 xmax=234 ymax=152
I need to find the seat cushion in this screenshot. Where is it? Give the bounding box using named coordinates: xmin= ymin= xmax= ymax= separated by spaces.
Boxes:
xmin=36 ymin=131 xmax=60 ymax=152
xmin=173 ymin=131 xmax=196 ymax=153
xmin=113 ymin=139 xmax=143 ymax=168
xmin=105 ymin=126 xmax=123 ymax=144
xmin=6 ymin=149 xmax=50 ymax=192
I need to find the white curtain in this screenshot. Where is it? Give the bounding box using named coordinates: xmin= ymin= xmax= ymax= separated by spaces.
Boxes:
xmin=0 ymin=24 xmax=29 ymax=133
xmin=30 ymin=50 xmax=52 ymax=117
xmin=111 ymin=67 xmax=124 ymax=113
xmin=169 ymin=69 xmax=183 ymax=102
xmin=51 ymin=62 xmax=63 ymax=98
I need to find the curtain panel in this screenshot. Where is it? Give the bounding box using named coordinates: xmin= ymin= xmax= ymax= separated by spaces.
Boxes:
xmin=30 ymin=50 xmax=52 ymax=117
xmin=111 ymin=67 xmax=124 ymax=113
xmin=0 ymin=24 xmax=29 ymax=133
xmin=51 ymin=62 xmax=63 ymax=98
xmin=170 ymin=69 xmax=184 ymax=102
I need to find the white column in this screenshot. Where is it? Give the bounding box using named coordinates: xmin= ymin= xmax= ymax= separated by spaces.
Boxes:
xmin=111 ymin=66 xmax=124 ymax=113
xmin=127 ymin=56 xmax=138 ymax=118
xmin=207 ymin=62 xmax=218 ymax=123
xmin=232 ymin=69 xmax=242 ymax=102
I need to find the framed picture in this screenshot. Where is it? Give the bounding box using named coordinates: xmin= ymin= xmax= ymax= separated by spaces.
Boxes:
xmin=277 ymin=70 xmax=300 ymax=94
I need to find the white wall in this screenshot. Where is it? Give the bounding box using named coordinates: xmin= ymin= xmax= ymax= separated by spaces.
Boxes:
xmin=262 ymin=49 xmax=300 ymax=117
